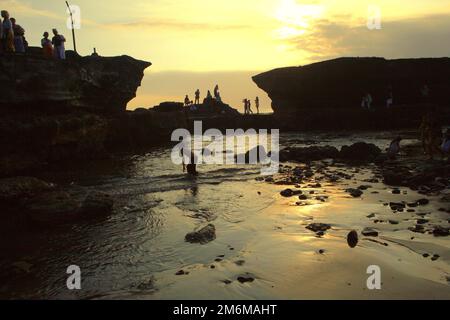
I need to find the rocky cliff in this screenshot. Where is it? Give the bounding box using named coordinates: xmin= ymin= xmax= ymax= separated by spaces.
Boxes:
xmin=0 ymin=48 xmax=151 ymax=114
xmin=0 ymin=50 xmax=188 ymax=177
xmin=253 ymin=57 xmax=450 ymax=113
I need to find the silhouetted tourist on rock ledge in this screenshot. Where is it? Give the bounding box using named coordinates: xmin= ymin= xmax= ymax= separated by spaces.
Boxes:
xmin=255 ymin=96 xmax=260 ymax=114
xmin=184 ymin=95 xmax=192 ymax=106
xmin=41 ymin=32 xmax=53 ymax=58
xmin=1 ymin=10 xmax=14 ymax=53
xmin=11 ymin=18 xmax=25 ymax=53
xmin=194 ymin=89 xmax=200 ymax=105
xmin=51 ymin=28 xmax=66 ymax=60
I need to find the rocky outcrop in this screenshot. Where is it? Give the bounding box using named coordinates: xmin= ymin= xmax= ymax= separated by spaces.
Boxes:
xmin=0 ymin=48 xmax=151 ymax=114
xmin=185 ymin=224 xmax=216 ymax=244
xmin=279 ymin=142 xmax=381 ymax=164
xmin=253 ymin=57 xmax=450 ymax=113
xmin=0 ymin=113 xmax=109 ymax=176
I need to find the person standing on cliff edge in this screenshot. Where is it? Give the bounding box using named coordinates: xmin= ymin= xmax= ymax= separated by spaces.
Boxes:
xmin=10 ymin=18 xmax=25 ymax=53
xmin=52 ymin=29 xmax=66 ymax=60
xmin=41 ymin=32 xmax=53 ymax=58
xmin=255 ymin=96 xmax=260 ymax=114
xmin=1 ymin=11 xmax=14 ymax=53
xmin=194 ymin=89 xmax=201 ymax=105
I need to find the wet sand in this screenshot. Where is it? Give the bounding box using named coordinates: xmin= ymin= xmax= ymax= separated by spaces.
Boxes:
xmin=1 ymin=132 xmax=449 ymax=299
xmin=134 ymin=165 xmax=450 ymax=300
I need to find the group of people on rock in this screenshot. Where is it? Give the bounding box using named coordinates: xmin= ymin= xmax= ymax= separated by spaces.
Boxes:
xmin=420 ymin=110 xmax=450 ymax=160
xmin=184 ymin=85 xmax=223 ymax=107
xmin=387 ymin=110 xmax=450 ymax=161
xmin=243 ymin=97 xmax=260 ymax=114
xmin=1 ymin=10 xmax=66 ymax=59
xmin=42 ymin=29 xmax=67 ymax=59
xmin=1 ymin=10 xmax=27 ymax=53
xmin=362 ymin=84 xmax=432 ymax=111
xmin=361 ymin=89 xmax=392 ymax=110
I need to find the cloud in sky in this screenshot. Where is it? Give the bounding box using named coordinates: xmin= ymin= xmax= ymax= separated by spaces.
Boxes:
xmin=284 ymin=13 xmax=450 ymax=63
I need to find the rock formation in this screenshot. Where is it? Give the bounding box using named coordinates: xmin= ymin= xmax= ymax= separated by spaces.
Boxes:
xmin=0 ymin=48 xmax=151 ymax=114
xmin=253 ymin=57 xmax=450 ymax=113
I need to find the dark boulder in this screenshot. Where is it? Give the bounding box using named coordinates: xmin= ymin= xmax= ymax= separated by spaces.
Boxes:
xmin=347 ymin=230 xmax=359 ymax=248
xmin=0 ymin=177 xmax=54 ymax=206
xmin=306 ymin=223 xmax=331 ymax=233
xmin=81 ymin=192 xmax=114 ymax=216
xmin=185 ymin=224 xmax=216 ymax=244
xmin=362 ymin=227 xmax=379 ymax=237
xmin=433 ymin=226 xmax=449 ymax=237
xmin=339 ymin=142 xmax=381 ymax=163
xmin=280 ymin=146 xmax=339 ymax=162
xmin=25 ymin=191 xmax=82 ymax=223
xmin=346 ymin=188 xmax=363 ymax=198
xmin=152 ymin=102 xmax=184 ymax=113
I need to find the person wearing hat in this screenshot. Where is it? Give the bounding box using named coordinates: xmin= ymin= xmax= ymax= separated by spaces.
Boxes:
xmin=41 ymin=31 xmax=53 ymax=58
xmin=51 ymin=28 xmax=66 ymax=59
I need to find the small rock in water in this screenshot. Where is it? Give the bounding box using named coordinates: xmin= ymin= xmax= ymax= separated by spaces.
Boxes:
xmin=416 ymin=219 xmax=429 ymax=225
xmin=409 ymin=224 xmax=426 ymax=234
xmin=433 ymin=226 xmax=449 ymax=237
xmin=346 ymin=188 xmax=363 ymax=198
xmin=362 ymin=227 xmax=379 ymax=237
xmin=298 ymin=194 xmax=308 ymax=200
xmin=280 ymin=189 xmax=301 ymax=197
xmin=416 ymin=199 xmax=430 ymax=206
xmin=235 ymin=260 xmax=245 ymax=266
xmin=392 ymin=189 xmax=401 ymax=194
xmin=237 ymin=276 xmax=255 ymax=284
xmin=431 ymin=254 xmax=440 ymax=261
xmin=389 ymin=202 xmax=406 ymax=211
xmin=318 ymin=249 xmax=325 ymax=254
xmin=389 ymin=220 xmax=399 ymax=225
xmin=367 ymin=213 xmax=376 ymax=218
xmin=422 ymin=253 xmax=430 ymax=258
xmin=185 ymin=224 xmax=216 ymax=244
xmin=347 ymin=230 xmax=359 ymax=248
xmin=175 ymin=270 xmax=188 ymax=276
xmin=306 ymin=223 xmax=331 ymax=233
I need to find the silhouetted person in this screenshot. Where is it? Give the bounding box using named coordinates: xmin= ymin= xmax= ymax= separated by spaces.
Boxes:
xmin=206 ymin=90 xmax=212 ymax=100
xmin=243 ymin=99 xmax=248 ymax=114
xmin=386 ymin=86 xmax=393 ymax=108
xmin=247 ymin=99 xmax=253 ymax=114
xmin=184 ymin=95 xmax=192 ymax=106
xmin=420 ymin=110 xmax=443 ymax=159
xmin=255 ymin=96 xmax=260 ymax=114
xmin=1 ymin=10 xmax=14 ymax=53
xmin=0 ymin=15 xmax=3 ymax=54
xmin=195 ymin=89 xmax=200 ymax=104
xmin=91 ymin=47 xmax=99 ymax=57
xmin=442 ymin=129 xmax=450 ymax=158
xmin=10 ymin=18 xmax=25 ymax=53
xmin=421 ymin=84 xmax=430 ymax=103
xmin=387 ymin=136 xmax=402 ymax=159
xmin=52 ymin=28 xmax=66 ymax=60
xmin=214 ymin=85 xmax=220 ymax=98
xmin=41 ymin=31 xmax=53 ymax=58
xmin=182 ymin=150 xmax=198 ymax=176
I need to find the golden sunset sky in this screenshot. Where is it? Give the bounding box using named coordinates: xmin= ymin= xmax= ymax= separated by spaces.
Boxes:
xmin=5 ymin=0 xmax=450 ymax=112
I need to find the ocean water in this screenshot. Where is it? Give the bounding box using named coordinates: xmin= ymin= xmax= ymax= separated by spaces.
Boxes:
xmin=1 ymin=130 xmax=449 ymax=299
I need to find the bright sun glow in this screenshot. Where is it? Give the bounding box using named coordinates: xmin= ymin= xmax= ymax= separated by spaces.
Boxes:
xmin=275 ymin=0 xmax=324 ymax=39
